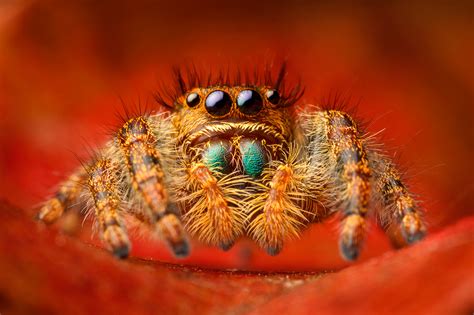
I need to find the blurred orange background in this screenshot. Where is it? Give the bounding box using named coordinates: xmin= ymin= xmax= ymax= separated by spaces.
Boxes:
xmin=0 ymin=0 xmax=473 ymax=271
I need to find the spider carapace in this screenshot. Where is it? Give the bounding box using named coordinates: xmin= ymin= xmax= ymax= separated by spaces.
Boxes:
xmin=37 ymin=65 xmax=426 ymax=261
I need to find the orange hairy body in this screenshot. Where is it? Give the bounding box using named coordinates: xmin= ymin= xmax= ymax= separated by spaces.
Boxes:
xmin=38 ymin=66 xmax=426 ymax=261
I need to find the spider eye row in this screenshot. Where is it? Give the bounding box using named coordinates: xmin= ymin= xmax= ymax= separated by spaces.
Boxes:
xmin=185 ymin=89 xmax=280 ymax=117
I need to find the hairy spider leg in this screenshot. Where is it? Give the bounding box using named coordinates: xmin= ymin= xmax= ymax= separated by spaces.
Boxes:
xmin=371 ymin=153 xmax=427 ymax=246
xmin=87 ymin=159 xmax=130 ymax=258
xmin=37 ymin=169 xmax=87 ymax=223
xmin=118 ymin=117 xmax=189 ymax=257
xmin=323 ymin=110 xmax=371 ymax=261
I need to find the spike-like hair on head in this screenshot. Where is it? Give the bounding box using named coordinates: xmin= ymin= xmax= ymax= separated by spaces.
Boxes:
xmin=153 ymin=61 xmax=304 ymax=109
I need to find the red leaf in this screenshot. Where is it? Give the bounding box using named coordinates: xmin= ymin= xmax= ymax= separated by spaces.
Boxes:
xmin=0 ymin=201 xmax=472 ymax=315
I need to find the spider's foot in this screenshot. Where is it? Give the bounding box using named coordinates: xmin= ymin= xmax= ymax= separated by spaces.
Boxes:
xmin=157 ymin=214 xmax=190 ymax=258
xmin=219 ymin=241 xmax=235 ymax=251
xmin=339 ymin=239 xmax=361 ymax=261
xmin=112 ymin=245 xmax=130 ymax=259
xmin=103 ymin=225 xmax=131 ymax=259
xmin=37 ymin=198 xmax=64 ymax=224
xmin=339 ymin=214 xmax=366 ymax=261
xmin=401 ymin=212 xmax=426 ymax=244
xmin=265 ymin=245 xmax=282 ymax=256
xmin=172 ymin=240 xmax=190 ymax=258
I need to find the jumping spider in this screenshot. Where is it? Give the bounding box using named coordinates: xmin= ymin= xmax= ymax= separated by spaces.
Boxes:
xmin=37 ymin=65 xmax=426 ymax=261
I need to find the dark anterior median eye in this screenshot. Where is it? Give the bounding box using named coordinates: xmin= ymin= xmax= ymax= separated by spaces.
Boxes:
xmin=186 ymin=92 xmax=201 ymax=107
xmin=237 ymin=90 xmax=263 ymax=115
xmin=265 ymin=89 xmax=280 ymax=105
xmin=205 ymin=90 xmax=232 ymax=117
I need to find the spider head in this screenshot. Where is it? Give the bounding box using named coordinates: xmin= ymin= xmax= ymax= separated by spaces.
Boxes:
xmin=155 ymin=65 xmax=304 ymax=173
xmin=173 ymin=85 xmax=297 ymax=177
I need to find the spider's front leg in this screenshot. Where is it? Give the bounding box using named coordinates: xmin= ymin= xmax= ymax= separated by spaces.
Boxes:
xmin=305 ymin=110 xmax=372 ymax=261
xmin=304 ymin=109 xmax=426 ymax=260
xmin=118 ymin=117 xmax=189 ymax=257
xmin=38 ymin=115 xmax=189 ymax=258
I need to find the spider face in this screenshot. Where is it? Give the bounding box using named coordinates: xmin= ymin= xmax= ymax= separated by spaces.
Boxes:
xmin=174 ymin=86 xmax=292 ymax=178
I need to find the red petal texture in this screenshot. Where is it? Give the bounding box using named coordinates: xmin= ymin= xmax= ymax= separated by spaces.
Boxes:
xmin=0 ymin=201 xmax=472 ymax=315
xmin=249 ymin=218 xmax=474 ymax=315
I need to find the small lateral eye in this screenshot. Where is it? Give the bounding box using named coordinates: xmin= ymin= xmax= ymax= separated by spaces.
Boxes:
xmin=205 ymin=90 xmax=232 ymax=117
xmin=236 ymin=90 xmax=263 ymax=115
xmin=186 ymin=92 xmax=201 ymax=107
xmin=265 ymin=89 xmax=280 ymax=105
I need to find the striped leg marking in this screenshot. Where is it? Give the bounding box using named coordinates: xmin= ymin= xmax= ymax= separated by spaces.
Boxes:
xmin=325 ymin=111 xmax=371 ymax=261
xmin=118 ymin=117 xmax=189 ymax=257
xmin=377 ymin=160 xmax=426 ymax=245
xmin=88 ymin=159 xmax=130 ymax=258
xmin=37 ymin=169 xmax=86 ymax=224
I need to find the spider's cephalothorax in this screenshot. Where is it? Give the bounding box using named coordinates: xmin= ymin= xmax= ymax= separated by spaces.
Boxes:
xmin=37 ymin=66 xmax=426 ymax=261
